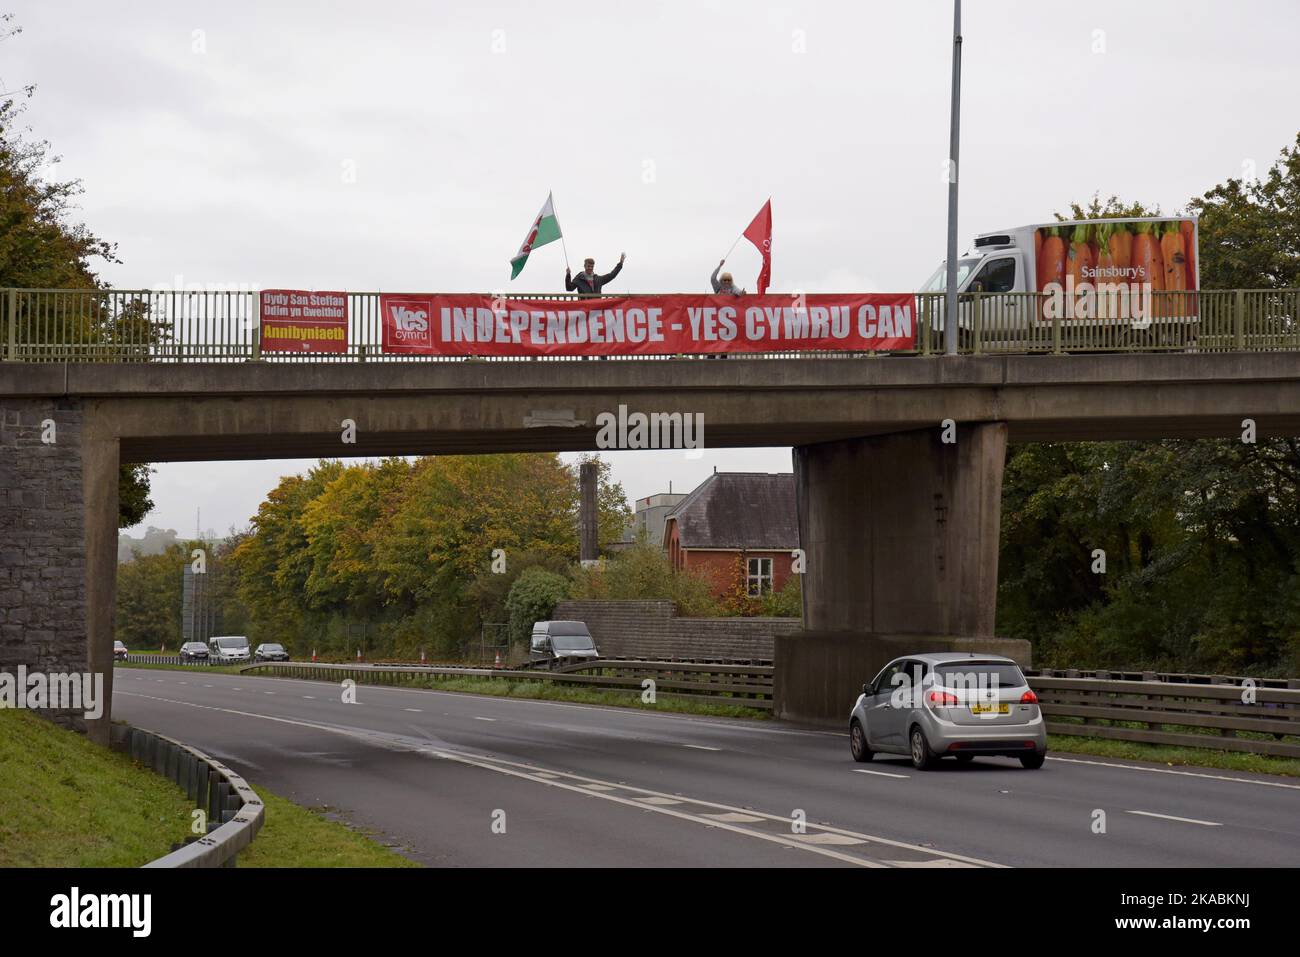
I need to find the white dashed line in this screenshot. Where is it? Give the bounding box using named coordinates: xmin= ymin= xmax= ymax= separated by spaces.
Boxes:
xmin=1048 ymin=755 xmax=1300 ymax=790
xmin=1125 ymin=810 xmax=1222 ymax=827
xmin=684 ymin=744 xmax=721 ymax=751
xmin=855 ymin=769 xmax=911 ymax=779
xmin=404 ymin=708 xmax=422 ymax=713
xmin=473 ymin=716 xmax=496 ymax=722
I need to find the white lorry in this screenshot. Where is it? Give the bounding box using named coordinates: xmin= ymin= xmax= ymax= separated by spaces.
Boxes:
xmin=921 ymin=216 xmax=1200 ymax=345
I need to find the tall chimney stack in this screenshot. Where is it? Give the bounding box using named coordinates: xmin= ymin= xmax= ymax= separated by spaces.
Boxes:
xmin=579 ymin=462 xmax=599 ymax=563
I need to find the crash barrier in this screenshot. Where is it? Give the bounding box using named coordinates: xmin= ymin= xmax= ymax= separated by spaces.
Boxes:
xmin=1028 ymin=676 xmax=1300 ymax=758
xmin=124 ymin=653 xmax=216 ymax=666
xmin=1028 ymin=667 xmax=1300 ymax=690
xmin=241 ymin=659 xmax=775 ymax=711
xmin=109 ymin=724 xmax=265 ymax=867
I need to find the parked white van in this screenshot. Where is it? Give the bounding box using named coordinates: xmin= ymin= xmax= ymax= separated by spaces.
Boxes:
xmin=208 ymin=635 xmax=252 ymax=664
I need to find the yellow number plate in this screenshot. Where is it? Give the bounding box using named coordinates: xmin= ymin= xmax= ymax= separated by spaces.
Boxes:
xmin=970 ymin=703 xmax=1009 ymax=714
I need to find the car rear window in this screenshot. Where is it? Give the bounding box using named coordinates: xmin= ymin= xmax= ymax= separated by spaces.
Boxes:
xmin=934 ymin=662 xmax=1026 ymax=689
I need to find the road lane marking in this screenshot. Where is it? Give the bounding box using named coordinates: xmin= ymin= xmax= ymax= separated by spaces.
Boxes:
xmin=701 ymin=812 xmax=764 ymax=823
xmin=1048 ymin=755 xmax=1300 ymax=791
xmin=113 ymin=690 xmax=1002 ymax=868
xmin=302 ymin=696 xmax=316 ymax=700
xmin=855 ymin=769 xmax=910 ymax=779
xmin=263 ymin=691 xmax=275 ymax=695
xmin=884 ymin=859 xmax=979 ymax=868
xmin=684 ymin=744 xmax=721 ymax=751
xmin=1125 ymin=810 xmax=1223 ymax=827
xmin=473 ymin=716 xmax=496 ymax=722
xmin=793 ymin=832 xmax=867 ymax=846
xmin=404 ymin=708 xmax=422 ymax=713
xmin=636 ymin=796 xmax=684 ymax=806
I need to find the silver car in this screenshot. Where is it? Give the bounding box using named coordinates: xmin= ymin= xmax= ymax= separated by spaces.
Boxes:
xmin=849 ymin=653 xmax=1046 ymax=770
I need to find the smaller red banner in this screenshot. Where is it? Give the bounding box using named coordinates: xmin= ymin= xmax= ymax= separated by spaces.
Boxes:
xmin=259 ymin=289 xmax=348 ymax=354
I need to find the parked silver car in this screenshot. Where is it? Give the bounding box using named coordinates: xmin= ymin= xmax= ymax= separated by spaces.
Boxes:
xmin=849 ymin=653 xmax=1046 ymax=770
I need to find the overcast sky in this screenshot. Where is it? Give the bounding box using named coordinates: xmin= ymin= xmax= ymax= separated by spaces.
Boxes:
xmin=6 ymin=0 xmax=1297 ymax=537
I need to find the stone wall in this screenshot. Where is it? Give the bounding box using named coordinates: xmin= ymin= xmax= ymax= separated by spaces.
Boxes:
xmin=0 ymin=400 xmax=91 ymax=724
xmin=552 ymin=599 xmax=798 ymax=660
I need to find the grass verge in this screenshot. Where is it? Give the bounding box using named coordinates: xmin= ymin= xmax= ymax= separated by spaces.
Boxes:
xmin=0 ymin=709 xmax=191 ymax=866
xmin=238 ymin=787 xmax=418 ymax=868
xmin=1047 ymin=732 xmax=1300 ymax=777
xmin=0 ymin=709 xmax=417 ymax=867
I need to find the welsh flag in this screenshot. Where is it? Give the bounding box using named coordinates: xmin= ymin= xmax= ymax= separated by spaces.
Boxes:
xmin=510 ymin=192 xmax=563 ymax=280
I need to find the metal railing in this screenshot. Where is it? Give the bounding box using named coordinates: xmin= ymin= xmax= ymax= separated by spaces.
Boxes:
xmin=109 ymin=724 xmax=265 ymax=867
xmin=241 ymin=659 xmax=775 ymax=710
xmin=1030 ymin=675 xmax=1300 ymax=759
xmin=3 ymin=287 xmax=1298 ymax=362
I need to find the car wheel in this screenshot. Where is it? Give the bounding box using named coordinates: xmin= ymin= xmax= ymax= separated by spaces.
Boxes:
xmin=955 ymin=753 xmax=974 ymax=764
xmin=1020 ymin=751 xmax=1046 ymax=769
xmin=909 ymin=726 xmax=938 ymax=770
xmin=849 ymin=720 xmax=873 ymax=763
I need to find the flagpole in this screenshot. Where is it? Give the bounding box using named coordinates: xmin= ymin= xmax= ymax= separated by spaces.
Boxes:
xmin=720 ymin=232 xmax=744 ymax=263
xmin=549 ymin=190 xmax=571 ymax=271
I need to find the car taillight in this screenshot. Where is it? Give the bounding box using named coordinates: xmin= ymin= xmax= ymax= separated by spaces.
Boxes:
xmin=928 ymin=690 xmax=959 ymax=706
xmin=1020 ymin=690 xmax=1038 ymax=704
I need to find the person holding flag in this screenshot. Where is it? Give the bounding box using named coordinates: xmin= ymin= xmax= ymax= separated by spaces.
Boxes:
xmin=566 ymin=253 xmax=625 ymax=296
xmin=718 ymin=199 xmax=773 ymax=295
xmin=509 ymin=192 xmax=565 ymax=280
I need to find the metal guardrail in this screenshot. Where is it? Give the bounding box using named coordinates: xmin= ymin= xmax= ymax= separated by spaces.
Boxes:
xmin=241 ymin=659 xmax=774 ymax=710
xmin=109 ymin=724 xmax=265 ymax=867
xmin=124 ymin=653 xmax=217 ymax=666
xmin=1027 ymin=667 xmax=1300 ymax=690
xmin=1028 ymin=677 xmax=1300 ymax=758
xmin=3 ymin=287 xmax=1298 ymax=361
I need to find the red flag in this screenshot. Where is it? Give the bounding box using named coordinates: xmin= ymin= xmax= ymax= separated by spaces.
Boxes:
xmin=743 ymin=199 xmax=772 ymax=294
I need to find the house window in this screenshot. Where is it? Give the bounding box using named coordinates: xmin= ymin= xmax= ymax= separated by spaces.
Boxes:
xmin=746 ymin=557 xmax=773 ymax=597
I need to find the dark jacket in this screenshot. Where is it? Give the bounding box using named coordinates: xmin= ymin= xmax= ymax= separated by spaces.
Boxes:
xmin=566 ymin=261 xmax=623 ymax=295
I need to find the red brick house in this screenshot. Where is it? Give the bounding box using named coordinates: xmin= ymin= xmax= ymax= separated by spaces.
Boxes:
xmin=663 ymin=472 xmax=798 ymax=600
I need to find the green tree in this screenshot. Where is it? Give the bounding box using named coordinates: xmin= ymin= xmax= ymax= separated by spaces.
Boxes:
xmin=1188 ymin=133 xmax=1300 ymax=288
xmin=504 ymin=567 xmax=572 ymax=646
xmin=0 ymin=63 xmax=158 ymax=524
xmin=115 ymin=544 xmax=188 ymax=648
xmin=570 ymin=542 xmax=719 ymax=617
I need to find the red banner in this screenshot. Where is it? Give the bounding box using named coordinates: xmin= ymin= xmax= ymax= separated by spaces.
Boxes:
xmin=379 ymin=293 xmax=915 ymax=356
xmin=260 ymin=289 xmax=348 ymax=354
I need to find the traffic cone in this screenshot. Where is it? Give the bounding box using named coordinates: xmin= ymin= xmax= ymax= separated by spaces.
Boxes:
xmin=494 ymin=650 xmax=503 ymax=669
xmin=312 ymin=648 xmax=317 ymax=663
xmin=420 ymin=648 xmax=426 ymax=663
xmin=356 ymin=648 xmax=362 ymax=661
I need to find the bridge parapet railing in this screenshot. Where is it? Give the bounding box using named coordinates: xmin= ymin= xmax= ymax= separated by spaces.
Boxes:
xmin=3 ymin=287 xmax=1299 ymax=362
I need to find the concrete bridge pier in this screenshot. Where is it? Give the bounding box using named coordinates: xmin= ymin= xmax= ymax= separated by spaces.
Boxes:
xmin=775 ymin=422 xmax=1030 ymax=725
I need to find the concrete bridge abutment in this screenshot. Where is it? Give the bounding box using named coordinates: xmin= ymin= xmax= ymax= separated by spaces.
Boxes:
xmin=776 ymin=422 xmax=1030 ymax=724
xmin=0 ymin=399 xmax=117 ymax=745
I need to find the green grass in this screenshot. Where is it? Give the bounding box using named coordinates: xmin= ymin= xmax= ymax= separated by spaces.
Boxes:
xmin=1047 ymin=733 xmax=1300 ymax=777
xmin=0 ymin=709 xmax=192 ymax=866
xmin=0 ymin=708 xmax=418 ymax=867
xmin=238 ymin=787 xmax=418 ymax=868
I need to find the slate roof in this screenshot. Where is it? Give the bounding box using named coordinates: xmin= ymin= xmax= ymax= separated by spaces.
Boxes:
xmin=667 ymin=472 xmax=799 ymax=550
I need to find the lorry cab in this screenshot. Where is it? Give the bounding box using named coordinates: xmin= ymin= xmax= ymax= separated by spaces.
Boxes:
xmin=920 ymin=232 xmax=1028 ymax=297
xmin=530 ymin=620 xmax=599 ymax=662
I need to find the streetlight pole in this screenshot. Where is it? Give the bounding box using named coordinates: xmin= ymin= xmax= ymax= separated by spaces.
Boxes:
xmin=944 ymin=0 xmax=963 ymax=356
